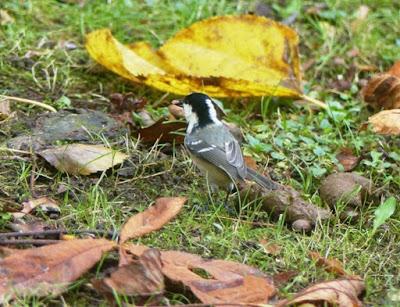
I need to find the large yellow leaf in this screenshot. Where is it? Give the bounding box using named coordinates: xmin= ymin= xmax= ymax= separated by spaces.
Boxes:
xmin=86 ymin=15 xmax=303 ymax=98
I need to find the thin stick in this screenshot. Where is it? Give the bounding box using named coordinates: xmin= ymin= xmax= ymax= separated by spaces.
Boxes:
xmin=300 ymin=94 xmax=328 ymax=109
xmin=0 ymin=239 xmax=60 ymax=246
xmin=0 ymin=95 xmax=57 ymax=113
xmin=0 ymin=147 xmax=31 ymax=155
xmin=0 ymin=229 xmax=118 ymax=239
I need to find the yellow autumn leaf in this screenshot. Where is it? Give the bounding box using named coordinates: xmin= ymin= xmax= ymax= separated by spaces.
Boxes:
xmin=86 ymin=15 xmax=319 ymax=102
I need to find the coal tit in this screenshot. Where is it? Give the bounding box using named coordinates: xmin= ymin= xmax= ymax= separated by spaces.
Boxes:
xmin=179 ymin=93 xmax=277 ymax=201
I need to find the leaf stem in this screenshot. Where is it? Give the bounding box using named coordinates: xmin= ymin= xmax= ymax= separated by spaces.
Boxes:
xmin=300 ymin=94 xmax=328 ymax=109
xmin=0 ymin=95 xmax=57 ymax=113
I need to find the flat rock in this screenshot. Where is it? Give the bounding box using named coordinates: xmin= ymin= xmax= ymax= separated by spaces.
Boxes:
xmin=7 ymin=109 xmax=125 ymax=151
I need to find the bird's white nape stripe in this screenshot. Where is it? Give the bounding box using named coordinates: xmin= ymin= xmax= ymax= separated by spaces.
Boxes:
xmin=183 ymin=104 xmax=198 ymax=133
xmin=205 ymin=99 xmax=222 ymax=125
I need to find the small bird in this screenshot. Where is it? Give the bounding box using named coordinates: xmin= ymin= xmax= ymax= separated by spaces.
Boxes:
xmin=179 ymin=92 xmax=277 ymax=203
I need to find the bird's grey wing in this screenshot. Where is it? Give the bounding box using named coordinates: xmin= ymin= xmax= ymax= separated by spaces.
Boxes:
xmin=185 ymin=136 xmax=246 ymax=180
xmin=224 ymin=139 xmax=247 ymax=179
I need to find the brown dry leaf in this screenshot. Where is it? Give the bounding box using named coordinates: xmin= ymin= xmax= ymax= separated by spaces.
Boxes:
xmin=0 ymin=239 xmax=116 ymax=303
xmin=8 ymin=214 xmax=51 ymax=233
xmin=272 ymin=271 xmax=298 ymax=287
xmin=259 ymin=238 xmax=282 ymax=256
xmin=388 ymin=60 xmax=400 ymax=78
xmin=119 ymin=197 xmax=186 ymax=244
xmin=309 ymin=251 xmax=347 ymax=276
xmin=368 ymin=109 xmax=400 ymax=135
xmin=124 ymin=244 xmax=276 ymax=306
xmin=244 ymin=155 xmax=259 ymax=171
xmin=362 ymin=60 xmax=400 ymax=110
xmin=138 ymin=118 xmax=186 ymax=144
xmin=277 ymin=277 xmax=365 ymax=307
xmin=336 ymin=148 xmax=360 ymax=172
xmin=86 ymin=15 xmax=303 ymax=99
xmin=21 ymin=197 xmax=59 ymax=215
xmin=94 ymin=248 xmax=164 ymax=297
xmin=38 ymin=144 xmax=128 ymax=175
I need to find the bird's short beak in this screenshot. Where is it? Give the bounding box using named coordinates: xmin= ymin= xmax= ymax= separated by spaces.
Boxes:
xmin=172 ymin=99 xmax=183 ymax=107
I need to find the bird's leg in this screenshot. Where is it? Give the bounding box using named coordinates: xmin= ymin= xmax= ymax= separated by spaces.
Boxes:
xmin=223 ymin=185 xmax=237 ymax=215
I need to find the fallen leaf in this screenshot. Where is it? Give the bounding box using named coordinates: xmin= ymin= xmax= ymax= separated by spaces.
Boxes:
xmin=138 ymin=118 xmax=186 ymax=144
xmin=309 ymin=251 xmax=347 ymax=276
xmin=94 ymin=248 xmax=164 ymax=297
xmin=8 ymin=215 xmax=52 ymax=233
xmin=259 ymin=238 xmax=282 ymax=256
xmin=124 ymin=244 xmax=276 ymax=306
xmin=119 ymin=197 xmax=186 ymax=244
xmin=272 ymin=271 xmax=298 ymax=287
xmin=86 ymin=15 xmax=302 ymax=99
xmin=388 ymin=61 xmax=400 ymax=78
xmin=0 ymin=239 xmax=116 ymax=303
xmin=336 ymin=148 xmax=360 ymax=171
xmin=243 ymin=156 xmax=259 ymax=171
xmin=109 ymin=92 xmax=147 ymax=112
xmin=362 ymin=60 xmax=400 ymax=110
xmin=368 ymin=109 xmax=400 ymax=135
xmin=21 ymin=197 xmax=59 ymax=216
xmin=38 ymin=144 xmax=128 ymax=175
xmin=277 ymin=277 xmax=365 ymax=307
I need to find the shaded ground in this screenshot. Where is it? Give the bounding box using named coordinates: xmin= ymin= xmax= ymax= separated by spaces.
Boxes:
xmin=0 ymin=0 xmax=399 ymax=305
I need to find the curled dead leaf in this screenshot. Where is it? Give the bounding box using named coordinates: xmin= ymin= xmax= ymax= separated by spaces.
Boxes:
xmin=38 ymin=144 xmax=128 ymax=175
xmin=336 ymin=148 xmax=360 ymax=171
xmin=86 ymin=15 xmax=303 ymax=99
xmin=362 ymin=60 xmax=400 ymax=110
xmin=309 ymin=251 xmax=348 ymax=276
xmin=277 ymin=277 xmax=365 ymax=307
xmin=93 ymin=248 xmax=164 ymax=297
xmin=124 ymin=244 xmax=276 ymax=306
xmin=21 ymin=197 xmax=59 ymax=217
xmin=0 ymin=239 xmax=116 ymax=304
xmin=368 ymin=109 xmax=400 ymax=135
xmin=119 ymin=197 xmax=186 ymax=244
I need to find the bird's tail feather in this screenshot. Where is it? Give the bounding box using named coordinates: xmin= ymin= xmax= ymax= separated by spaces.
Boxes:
xmin=246 ymin=167 xmax=277 ymax=190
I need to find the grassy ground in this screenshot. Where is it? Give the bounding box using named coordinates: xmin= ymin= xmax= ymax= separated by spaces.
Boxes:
xmin=1 ymin=0 xmax=399 ymax=305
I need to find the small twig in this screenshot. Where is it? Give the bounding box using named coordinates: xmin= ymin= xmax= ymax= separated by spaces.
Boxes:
xmin=0 ymin=229 xmax=118 ymax=240
xmin=300 ymin=94 xmax=328 ymax=109
xmin=0 ymin=95 xmax=57 ymax=113
xmin=0 ymin=239 xmax=61 ymax=246
xmin=0 ymin=147 xmax=31 ymax=155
